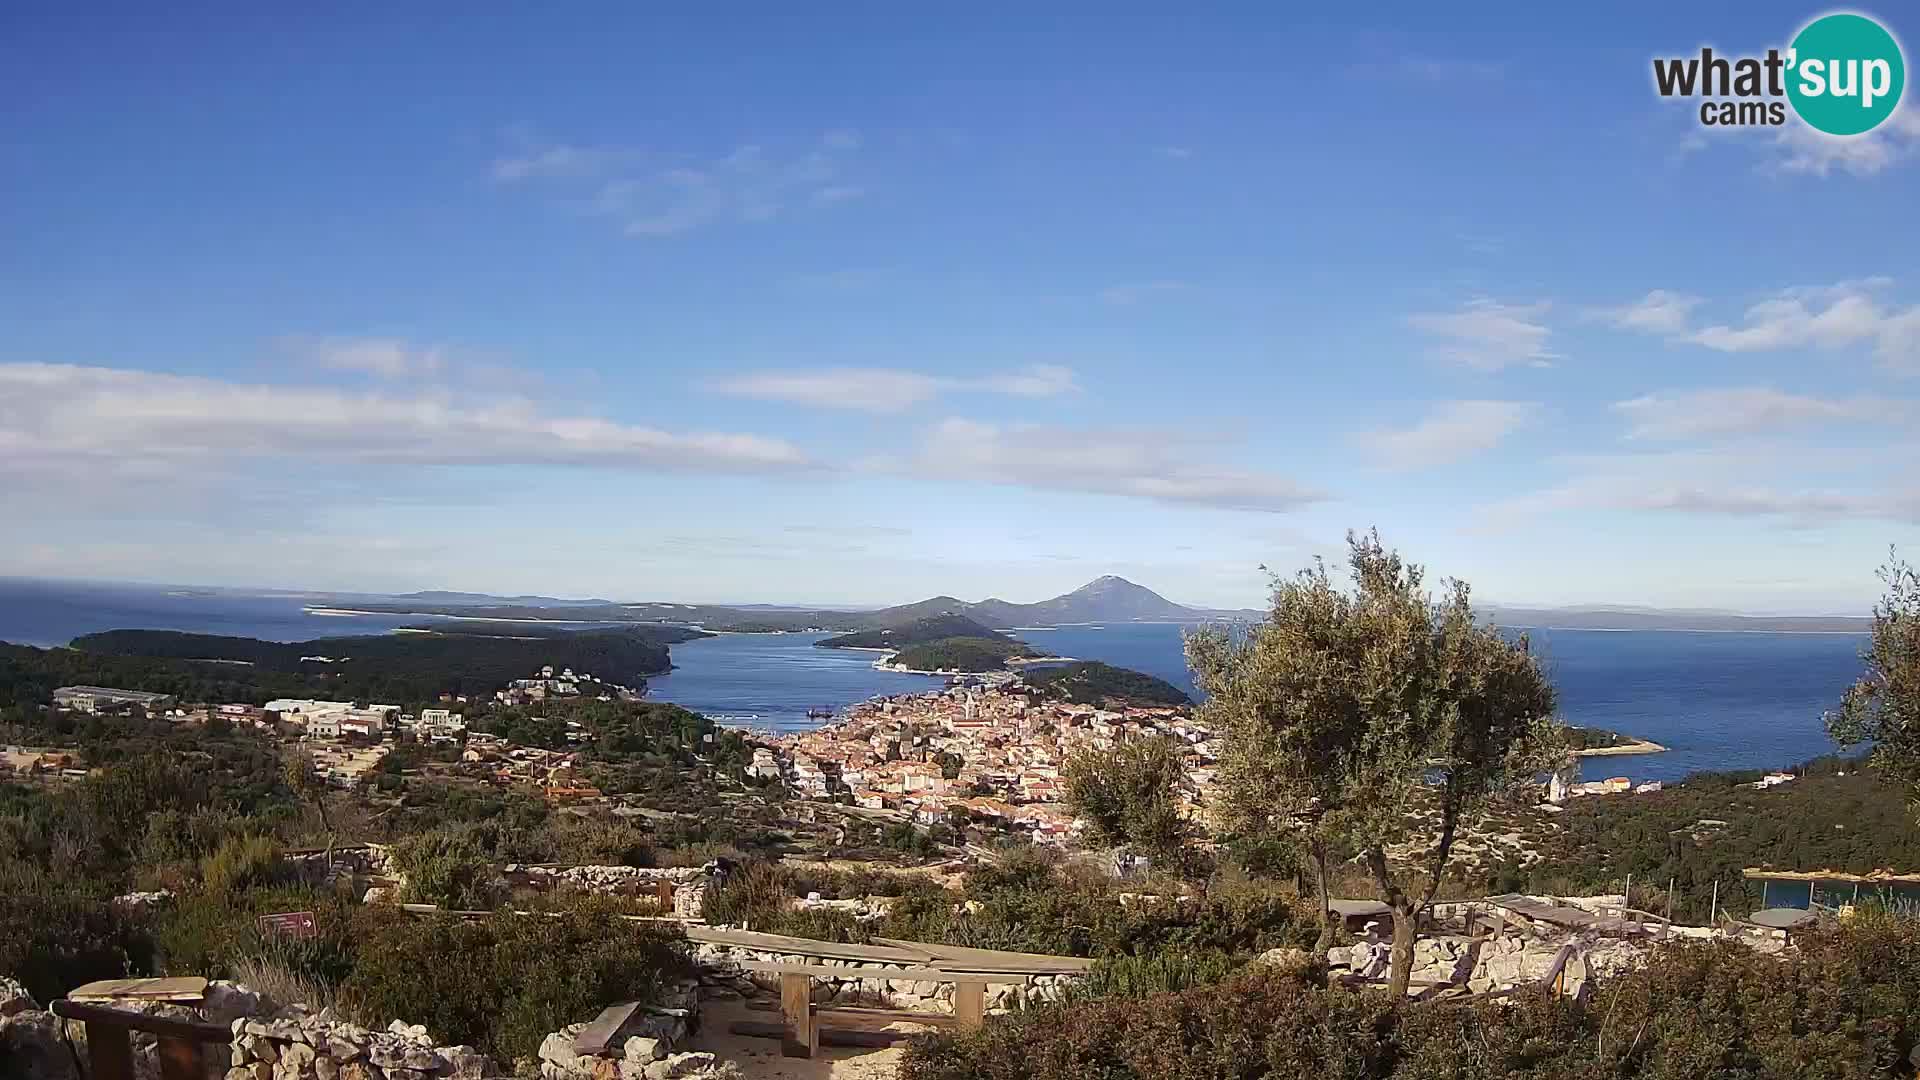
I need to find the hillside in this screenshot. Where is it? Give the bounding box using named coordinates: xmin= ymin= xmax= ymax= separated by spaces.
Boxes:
xmin=1023 ymin=661 xmax=1192 ymax=707
xmin=44 ymin=626 xmax=702 ymax=703
xmin=886 ymin=636 xmax=1037 ymax=673
xmin=816 ymin=614 xmax=1010 ymax=650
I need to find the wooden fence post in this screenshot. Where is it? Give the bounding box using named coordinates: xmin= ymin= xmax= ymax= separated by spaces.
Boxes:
xmin=86 ymin=1021 xmax=134 ymax=1080
xmin=954 ymin=980 xmax=986 ymax=1030
xmin=779 ymin=972 xmax=816 ymax=1059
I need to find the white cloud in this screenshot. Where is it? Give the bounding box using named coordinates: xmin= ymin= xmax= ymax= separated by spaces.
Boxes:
xmin=1483 ymin=446 xmax=1920 ymax=526
xmin=907 ymin=418 xmax=1324 ymax=513
xmin=294 ymin=337 xmax=452 ymax=379
xmin=495 ymin=131 xmax=863 ymax=237
xmin=1770 ymin=109 xmax=1920 ymax=177
xmin=1682 ymin=279 xmax=1920 ymax=373
xmin=1362 ymin=400 xmax=1541 ymax=469
xmin=1590 ymin=290 xmax=1702 ymax=335
xmin=0 ymin=364 xmax=812 ymax=486
xmin=1614 ymin=387 xmax=1913 ymax=440
xmin=1407 ymin=299 xmax=1557 ymax=371
xmin=708 ymin=364 xmax=1079 ymax=413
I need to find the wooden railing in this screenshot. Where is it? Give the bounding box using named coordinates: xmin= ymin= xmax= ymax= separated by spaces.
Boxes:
xmin=49 ymin=999 xmax=230 ymax=1080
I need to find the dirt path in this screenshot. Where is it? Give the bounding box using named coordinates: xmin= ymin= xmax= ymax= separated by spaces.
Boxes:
xmin=689 ymin=999 xmax=940 ymax=1080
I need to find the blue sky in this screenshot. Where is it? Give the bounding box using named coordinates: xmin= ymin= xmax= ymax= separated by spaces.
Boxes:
xmin=3 ymin=4 xmax=1918 ymax=613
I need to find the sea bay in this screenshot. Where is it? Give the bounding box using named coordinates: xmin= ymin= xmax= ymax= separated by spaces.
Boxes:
xmin=0 ymin=580 xmax=1872 ymax=784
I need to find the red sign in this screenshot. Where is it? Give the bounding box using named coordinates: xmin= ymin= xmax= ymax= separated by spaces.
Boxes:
xmin=257 ymin=911 xmax=317 ymax=939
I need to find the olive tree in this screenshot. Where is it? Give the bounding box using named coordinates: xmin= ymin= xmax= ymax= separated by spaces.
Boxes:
xmin=1063 ymin=734 xmax=1191 ymax=871
xmin=1828 ymin=552 xmax=1920 ymax=805
xmin=1187 ymin=531 xmax=1560 ymax=996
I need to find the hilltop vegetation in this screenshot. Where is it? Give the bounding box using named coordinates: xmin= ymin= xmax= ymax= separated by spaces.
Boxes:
xmin=1026 ymin=661 xmax=1191 ymax=707
xmin=1500 ymin=754 xmax=1920 ymax=920
xmin=817 ymin=614 xmax=1012 ymax=650
xmin=888 ymin=636 xmax=1036 ymax=672
xmin=11 ymin=626 xmax=700 ymax=706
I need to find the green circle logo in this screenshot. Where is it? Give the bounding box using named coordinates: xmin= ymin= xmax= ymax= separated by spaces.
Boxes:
xmin=1787 ymin=13 xmax=1905 ymax=135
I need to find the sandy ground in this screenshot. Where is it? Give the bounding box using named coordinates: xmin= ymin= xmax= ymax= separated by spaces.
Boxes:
xmin=688 ymin=998 xmax=944 ymax=1080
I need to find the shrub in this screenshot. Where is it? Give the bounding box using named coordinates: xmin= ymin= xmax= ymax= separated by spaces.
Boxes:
xmin=337 ymin=899 xmax=691 ymax=1064
xmin=899 ymin=915 xmax=1920 ymax=1080
xmin=391 ymin=828 xmax=502 ymax=910
xmin=200 ymin=834 xmax=286 ymax=896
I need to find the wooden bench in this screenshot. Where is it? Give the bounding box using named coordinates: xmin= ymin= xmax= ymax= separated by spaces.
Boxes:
xmin=50 ymin=1000 xmax=231 ymax=1080
xmin=724 ymin=960 xmax=1033 ymax=1058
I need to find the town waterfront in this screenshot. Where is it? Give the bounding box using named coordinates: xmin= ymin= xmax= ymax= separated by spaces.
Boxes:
xmin=0 ymin=579 xmax=1872 ymax=784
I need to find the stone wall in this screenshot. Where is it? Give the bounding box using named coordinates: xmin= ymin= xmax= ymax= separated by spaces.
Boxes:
xmin=226 ymin=1007 xmax=493 ymax=1080
xmin=506 ymin=865 xmax=710 ymax=919
xmin=690 ymin=942 xmax=1078 ymax=1013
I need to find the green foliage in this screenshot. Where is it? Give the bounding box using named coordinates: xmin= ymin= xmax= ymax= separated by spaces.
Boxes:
xmin=337 ymin=900 xmax=691 ymax=1063
xmin=890 ymin=636 xmax=1035 ymax=673
xmin=1828 ymin=552 xmax=1920 ymax=810
xmin=1561 ymin=725 xmax=1633 ymax=750
xmin=200 ymin=834 xmax=286 ymax=896
xmin=1504 ymin=755 xmax=1920 ymax=922
xmin=1025 ymin=661 xmax=1192 ymax=707
xmin=1063 ymin=734 xmax=1192 ymax=868
xmin=0 ymin=861 xmax=150 ymax=1003
xmin=1188 ymin=530 xmax=1561 ymax=993
xmin=708 ymin=849 xmax=1312 ymax=959
xmin=15 ymin=624 xmax=686 ymax=708
xmin=901 ymin=913 xmax=1920 ymax=1080
xmin=1063 ymin=948 xmax=1246 ymax=1003
xmin=391 ymin=828 xmax=503 ymax=910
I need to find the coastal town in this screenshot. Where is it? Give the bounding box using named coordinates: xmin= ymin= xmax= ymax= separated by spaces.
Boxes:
xmin=764 ymin=678 xmax=1217 ymax=844
xmin=9 ymin=661 xmax=1737 ymax=846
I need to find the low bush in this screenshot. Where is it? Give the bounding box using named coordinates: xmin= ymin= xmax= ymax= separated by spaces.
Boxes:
xmin=337 ymin=898 xmax=692 ymax=1065
xmin=900 ymin=912 xmax=1920 ymax=1080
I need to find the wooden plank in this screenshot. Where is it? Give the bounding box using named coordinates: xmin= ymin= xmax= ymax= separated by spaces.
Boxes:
xmin=572 ymin=1001 xmax=644 ymax=1056
xmin=69 ymin=977 xmax=208 ymax=1004
xmin=50 ymin=1001 xmax=231 ymax=1043
xmin=869 ymin=937 xmax=1094 ymax=974
xmin=747 ymin=1001 xmax=960 ymax=1027
xmin=780 ymin=973 xmax=815 ymax=1058
xmin=953 ymin=980 xmax=985 ymax=1031
xmin=730 ymin=1020 xmax=905 ymax=1049
xmin=156 ymin=1036 xmax=200 ymax=1080
xmin=86 ymin=1021 xmax=135 ymax=1080
xmin=729 ymin=960 xmax=1031 ymax=983
xmin=686 ymin=926 xmax=933 ymax=965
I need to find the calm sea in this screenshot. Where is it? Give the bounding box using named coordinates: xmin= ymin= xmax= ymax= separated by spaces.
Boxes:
xmin=0 ymin=580 xmax=1871 ymax=783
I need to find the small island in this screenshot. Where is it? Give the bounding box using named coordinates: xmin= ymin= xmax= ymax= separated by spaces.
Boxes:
xmin=1563 ymin=725 xmax=1668 ymax=757
xmin=1022 ymin=660 xmax=1191 ymax=707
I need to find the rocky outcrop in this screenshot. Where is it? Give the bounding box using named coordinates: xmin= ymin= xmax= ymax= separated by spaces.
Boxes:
xmin=0 ymin=983 xmax=79 ymax=1080
xmin=225 ymin=1007 xmax=495 ymax=1080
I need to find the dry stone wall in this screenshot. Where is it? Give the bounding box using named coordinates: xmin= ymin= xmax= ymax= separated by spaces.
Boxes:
xmin=226 ymin=1007 xmax=494 ymax=1080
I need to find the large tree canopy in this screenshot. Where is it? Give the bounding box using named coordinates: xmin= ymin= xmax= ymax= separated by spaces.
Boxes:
xmin=1187 ymin=531 xmax=1561 ymax=996
xmin=1828 ymin=552 xmax=1920 ymax=806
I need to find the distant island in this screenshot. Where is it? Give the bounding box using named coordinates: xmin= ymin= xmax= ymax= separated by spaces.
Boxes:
xmin=881 ymin=636 xmax=1038 ymax=674
xmin=816 ymin=613 xmax=1012 ymax=651
xmin=1563 ymin=725 xmax=1668 ymax=757
xmin=0 ymin=625 xmax=704 ymax=707
xmin=1024 ymin=661 xmax=1192 ymax=708
xmin=300 ymin=578 xmax=1874 ymax=636
xmin=310 ymin=575 xmax=1261 ymax=634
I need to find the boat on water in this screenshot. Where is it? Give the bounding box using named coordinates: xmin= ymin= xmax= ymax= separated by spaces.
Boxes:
xmin=805 ymin=707 xmax=834 ymax=719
